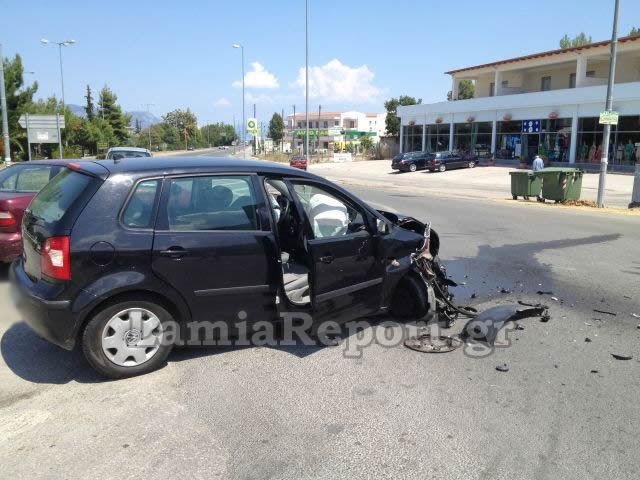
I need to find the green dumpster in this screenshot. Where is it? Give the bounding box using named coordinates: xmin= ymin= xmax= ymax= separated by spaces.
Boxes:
xmin=509 ymin=170 xmax=542 ymax=200
xmin=536 ymin=168 xmax=584 ymax=202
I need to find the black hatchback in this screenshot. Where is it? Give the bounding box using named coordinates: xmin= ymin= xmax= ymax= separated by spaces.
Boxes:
xmin=10 ymin=158 xmax=446 ymax=378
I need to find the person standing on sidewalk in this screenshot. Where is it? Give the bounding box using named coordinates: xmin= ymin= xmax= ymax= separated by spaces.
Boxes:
xmin=532 ymin=154 xmax=544 ymax=172
xmin=532 ymin=154 xmax=545 ymax=202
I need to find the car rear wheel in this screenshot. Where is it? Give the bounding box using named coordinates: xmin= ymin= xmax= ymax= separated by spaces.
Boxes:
xmin=468 ymin=161 xmax=476 ymax=168
xmin=409 ymin=164 xmax=417 ymax=172
xmin=82 ymin=299 xmax=174 ymax=379
xmin=438 ymin=164 xmax=446 ymax=172
xmin=390 ymin=274 xmax=429 ymax=319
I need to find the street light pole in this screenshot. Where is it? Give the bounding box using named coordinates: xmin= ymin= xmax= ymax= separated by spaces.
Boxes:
xmin=232 ymin=43 xmax=246 ymax=159
xmin=596 ymin=0 xmax=620 ymax=208
xmin=305 ymin=0 xmax=309 ymax=159
xmin=41 ymin=38 xmax=75 ymax=148
xmin=0 ymin=43 xmax=11 ymax=165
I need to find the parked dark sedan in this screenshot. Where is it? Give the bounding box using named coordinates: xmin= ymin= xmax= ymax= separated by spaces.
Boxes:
xmin=391 ymin=152 xmax=431 ymax=172
xmin=0 ymin=160 xmax=68 ymax=263
xmin=10 ymin=157 xmax=448 ymax=378
xmin=427 ymin=151 xmax=478 ymax=172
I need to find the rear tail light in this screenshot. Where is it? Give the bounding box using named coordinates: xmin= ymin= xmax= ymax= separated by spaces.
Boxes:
xmin=0 ymin=211 xmax=16 ymax=226
xmin=432 ymin=159 xmax=437 ymax=164
xmin=41 ymin=236 xmax=71 ymax=281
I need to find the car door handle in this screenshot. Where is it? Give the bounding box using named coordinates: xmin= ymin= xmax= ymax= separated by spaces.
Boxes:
xmin=159 ymin=247 xmax=189 ymax=258
xmin=319 ymin=255 xmax=334 ymax=264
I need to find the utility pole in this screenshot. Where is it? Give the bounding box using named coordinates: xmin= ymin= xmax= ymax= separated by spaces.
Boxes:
xmin=293 ymin=104 xmax=296 ymax=153
xmin=0 ymin=43 xmax=11 ymax=165
xmin=41 ymin=38 xmax=75 ymax=147
xmin=596 ymin=0 xmax=620 ymax=208
xmin=317 ymin=104 xmax=321 ymax=154
xmin=141 ymin=103 xmax=155 ymax=151
xmin=253 ymin=103 xmax=257 ymax=156
xmin=305 ymin=0 xmax=309 ymax=159
xmin=232 ymin=43 xmax=245 ymax=159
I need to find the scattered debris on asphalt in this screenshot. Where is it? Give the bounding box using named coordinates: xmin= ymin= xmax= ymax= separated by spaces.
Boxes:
xmin=471 ymin=293 xmax=477 ymax=299
xmin=496 ymin=364 xmax=509 ymax=372
xmin=590 ymin=370 xmax=599 ymax=374
xmin=551 ymin=296 xmax=559 ymax=302
xmin=584 ymin=322 xmax=592 ymax=326
xmin=540 ymin=311 xmax=551 ymax=323
xmin=632 ymin=313 xmax=640 ymax=319
xmin=594 ymin=309 xmax=617 ymax=316
xmin=460 ymin=304 xmax=548 ymax=346
xmin=404 ymin=334 xmax=462 ymax=353
xmin=585 ymin=337 xmax=592 ymax=343
xmin=611 ymin=353 xmax=633 ymax=361
xmin=537 ymin=290 xmax=553 ymax=295
xmin=500 ymin=288 xmax=511 ymax=294
xmin=515 ymin=323 xmax=525 ymax=331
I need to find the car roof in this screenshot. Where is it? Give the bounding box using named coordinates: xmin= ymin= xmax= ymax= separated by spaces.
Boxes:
xmin=89 ymin=156 xmax=322 ymax=180
xmin=107 ymin=147 xmax=150 ymax=152
xmin=6 ymin=159 xmax=71 ymax=167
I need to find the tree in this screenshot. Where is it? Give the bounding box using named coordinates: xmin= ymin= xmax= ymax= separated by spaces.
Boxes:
xmin=630 ymin=27 xmax=640 ymax=36
xmin=97 ymin=86 xmax=131 ymax=143
xmin=0 ymin=54 xmax=38 ymax=159
xmin=384 ymin=96 xmax=422 ymax=136
xmin=84 ymin=85 xmax=95 ymax=120
xmin=268 ymin=113 xmax=285 ymax=149
xmin=447 ymin=79 xmax=474 ymax=101
xmin=135 ymin=118 xmax=141 ymax=134
xmin=360 ymin=135 xmax=373 ymax=154
xmin=163 ymin=109 xmax=198 ymax=146
xmin=559 ymin=32 xmax=592 ymax=49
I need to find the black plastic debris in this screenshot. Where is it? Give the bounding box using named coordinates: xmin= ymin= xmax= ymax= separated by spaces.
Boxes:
xmin=594 ymin=309 xmax=617 ymax=316
xmin=500 ymin=288 xmax=511 ymax=294
xmin=540 ymin=311 xmax=551 ymax=323
xmin=585 ymin=337 xmax=592 ymax=343
xmin=537 ymin=291 xmax=553 ymax=295
xmin=496 ymin=364 xmax=509 ymax=372
xmin=460 ymin=304 xmax=548 ymax=346
xmin=404 ymin=334 xmax=462 ymax=353
xmin=590 ymin=369 xmax=599 ymax=374
xmin=471 ymin=293 xmax=477 ymax=299
xmin=611 ymin=353 xmax=633 ymax=361
xmin=515 ymin=323 xmax=525 ymax=331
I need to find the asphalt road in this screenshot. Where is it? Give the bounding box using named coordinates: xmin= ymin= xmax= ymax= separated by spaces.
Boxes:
xmin=0 ymin=173 xmax=639 ymax=479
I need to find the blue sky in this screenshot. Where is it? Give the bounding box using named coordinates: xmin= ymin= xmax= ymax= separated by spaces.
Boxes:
xmin=5 ymin=0 xmax=640 ymax=126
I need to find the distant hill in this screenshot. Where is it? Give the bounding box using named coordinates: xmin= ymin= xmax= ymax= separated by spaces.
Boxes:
xmin=65 ymin=104 xmax=162 ymax=129
xmin=128 ymin=111 xmax=162 ymax=129
xmin=67 ymin=104 xmax=86 ymax=117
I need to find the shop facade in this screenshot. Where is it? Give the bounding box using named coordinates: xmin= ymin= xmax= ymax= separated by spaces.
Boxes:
xmin=397 ymin=34 xmax=640 ymax=169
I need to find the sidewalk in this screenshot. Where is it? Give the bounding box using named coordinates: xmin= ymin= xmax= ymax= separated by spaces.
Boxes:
xmin=309 ymin=160 xmax=635 ymax=209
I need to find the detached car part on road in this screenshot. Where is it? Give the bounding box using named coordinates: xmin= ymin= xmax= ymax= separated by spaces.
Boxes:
xmin=11 ymin=157 xmax=451 ymax=378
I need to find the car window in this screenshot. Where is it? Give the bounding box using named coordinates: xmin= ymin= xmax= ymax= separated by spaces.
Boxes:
xmin=166 ymin=175 xmax=258 ymax=231
xmin=0 ymin=165 xmax=56 ymax=192
xmin=291 ymin=182 xmax=365 ymax=239
xmin=122 ymin=180 xmax=159 ymax=228
xmin=107 ymin=151 xmax=150 ymax=160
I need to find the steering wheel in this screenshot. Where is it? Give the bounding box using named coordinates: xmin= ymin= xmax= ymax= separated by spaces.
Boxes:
xmin=276 ymin=195 xmax=291 ymax=225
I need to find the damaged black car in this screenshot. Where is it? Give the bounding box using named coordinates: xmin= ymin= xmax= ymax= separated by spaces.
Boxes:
xmin=10 ymin=157 xmax=451 ymax=378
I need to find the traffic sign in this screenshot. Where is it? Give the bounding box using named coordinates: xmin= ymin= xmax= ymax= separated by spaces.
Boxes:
xmin=18 ymin=114 xmax=65 ymax=130
xmin=599 ymin=110 xmax=619 ymax=125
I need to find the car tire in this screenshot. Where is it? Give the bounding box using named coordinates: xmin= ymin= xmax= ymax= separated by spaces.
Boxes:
xmin=438 ymin=164 xmax=446 ymax=173
xmin=82 ymin=299 xmax=175 ymax=379
xmin=409 ymin=164 xmax=417 ymax=172
xmin=468 ymin=161 xmax=476 ymax=168
xmin=390 ymin=274 xmax=429 ymax=319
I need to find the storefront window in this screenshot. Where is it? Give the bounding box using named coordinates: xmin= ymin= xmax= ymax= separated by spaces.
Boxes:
xmin=426 ymin=124 xmax=450 ymax=152
xmin=577 ymin=115 xmax=639 ymax=165
xmin=402 ymin=125 xmax=423 ymax=152
xmin=540 ymin=118 xmax=572 ymax=163
xmin=496 ymin=121 xmax=522 ymax=159
xmin=453 ymin=122 xmax=491 ymax=157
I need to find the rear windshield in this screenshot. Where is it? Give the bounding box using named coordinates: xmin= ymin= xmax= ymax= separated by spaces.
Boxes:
xmin=27 ymin=168 xmax=102 ymax=231
xmin=106 ymin=150 xmax=150 ymax=160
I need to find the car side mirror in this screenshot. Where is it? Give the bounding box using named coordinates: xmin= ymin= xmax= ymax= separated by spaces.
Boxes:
xmin=376 ymin=218 xmax=390 ymax=235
